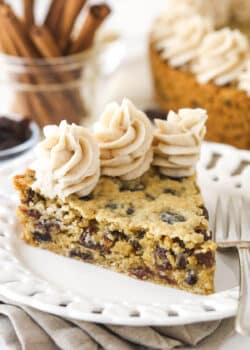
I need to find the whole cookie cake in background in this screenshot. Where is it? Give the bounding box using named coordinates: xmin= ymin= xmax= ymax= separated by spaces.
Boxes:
xmin=167 ymin=0 xmax=250 ymax=30
xmin=149 ymin=0 xmax=250 ymax=149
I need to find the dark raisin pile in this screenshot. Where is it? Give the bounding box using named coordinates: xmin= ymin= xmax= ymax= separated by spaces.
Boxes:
xmin=0 ymin=116 xmax=31 ymax=151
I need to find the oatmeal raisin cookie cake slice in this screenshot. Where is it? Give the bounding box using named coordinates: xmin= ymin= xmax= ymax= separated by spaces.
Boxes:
xmin=14 ymin=99 xmax=216 ymax=295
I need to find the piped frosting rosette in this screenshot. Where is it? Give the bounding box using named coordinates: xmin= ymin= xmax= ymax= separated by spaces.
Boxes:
xmin=152 ymin=7 xmax=213 ymax=67
xmin=31 ymin=120 xmax=100 ymax=199
xmin=153 ymin=109 xmax=207 ymax=177
xmin=94 ymin=98 xmax=153 ymax=180
xmin=192 ymin=28 xmax=249 ymax=85
xmin=152 ymin=5 xmax=195 ymax=42
xmin=167 ymin=0 xmax=232 ymax=28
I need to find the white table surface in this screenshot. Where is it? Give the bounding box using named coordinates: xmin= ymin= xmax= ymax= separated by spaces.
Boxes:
xmin=1 ymin=1 xmax=250 ymax=349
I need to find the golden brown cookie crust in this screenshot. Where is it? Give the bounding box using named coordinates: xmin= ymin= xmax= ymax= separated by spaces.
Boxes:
xmin=13 ymin=168 xmax=216 ymax=295
xmin=149 ymin=43 xmax=250 ymax=150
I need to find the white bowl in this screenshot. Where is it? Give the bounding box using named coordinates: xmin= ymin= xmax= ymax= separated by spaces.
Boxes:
xmin=0 ymin=115 xmax=40 ymax=161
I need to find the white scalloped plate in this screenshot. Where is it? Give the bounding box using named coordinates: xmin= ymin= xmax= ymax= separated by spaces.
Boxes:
xmin=0 ymin=141 xmax=249 ymax=325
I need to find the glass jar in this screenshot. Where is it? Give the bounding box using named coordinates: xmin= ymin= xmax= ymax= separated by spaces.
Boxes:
xmin=0 ymin=47 xmax=102 ymax=127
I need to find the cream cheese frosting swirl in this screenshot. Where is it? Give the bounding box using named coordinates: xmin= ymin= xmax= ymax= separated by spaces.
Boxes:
xmin=167 ymin=0 xmax=232 ymax=28
xmin=192 ymin=28 xmax=249 ymax=85
xmin=151 ymin=5 xmax=195 ymax=42
xmin=94 ymin=98 xmax=153 ymax=180
xmin=152 ymin=9 xmax=213 ymax=67
xmin=153 ymin=109 xmax=207 ymax=177
xmin=31 ymin=120 xmax=100 ymax=199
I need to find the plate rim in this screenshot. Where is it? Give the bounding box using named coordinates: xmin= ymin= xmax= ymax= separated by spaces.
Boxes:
xmin=0 ymin=140 xmax=248 ymax=325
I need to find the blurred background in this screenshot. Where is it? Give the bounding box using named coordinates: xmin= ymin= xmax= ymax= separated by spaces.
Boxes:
xmin=6 ymin=0 xmax=166 ymax=39
xmin=2 ymin=0 xmax=249 ymax=160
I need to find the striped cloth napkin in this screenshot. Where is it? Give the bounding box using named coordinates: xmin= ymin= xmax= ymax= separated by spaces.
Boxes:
xmin=0 ymin=296 xmax=235 ymax=350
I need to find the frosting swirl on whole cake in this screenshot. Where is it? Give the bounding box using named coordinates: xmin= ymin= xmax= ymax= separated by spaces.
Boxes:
xmin=167 ymin=0 xmax=232 ymax=28
xmin=153 ymin=109 xmax=207 ymax=177
xmin=192 ymin=28 xmax=249 ymax=85
xmin=31 ymin=120 xmax=100 ymax=199
xmin=151 ymin=5 xmax=195 ymax=42
xmin=152 ymin=10 xmax=213 ymax=67
xmin=94 ymin=98 xmax=153 ymax=180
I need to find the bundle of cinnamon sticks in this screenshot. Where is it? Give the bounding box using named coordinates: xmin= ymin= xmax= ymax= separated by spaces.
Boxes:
xmin=0 ymin=0 xmax=111 ymax=126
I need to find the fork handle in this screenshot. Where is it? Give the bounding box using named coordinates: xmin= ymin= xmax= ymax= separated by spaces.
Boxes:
xmin=236 ymin=247 xmax=250 ymax=336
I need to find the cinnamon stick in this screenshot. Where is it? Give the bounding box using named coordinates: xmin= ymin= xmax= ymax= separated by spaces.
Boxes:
xmin=30 ymin=25 xmax=86 ymax=119
xmin=1 ymin=4 xmax=84 ymax=124
xmin=23 ymin=0 xmax=34 ymax=28
xmin=0 ymin=5 xmax=61 ymax=125
xmin=0 ymin=1 xmax=111 ymax=126
xmin=0 ymin=9 xmax=34 ymax=120
xmin=44 ymin=0 xmax=66 ymax=39
xmin=0 ymin=4 xmax=51 ymax=125
xmin=58 ymin=0 xmax=86 ymax=52
xmin=0 ymin=18 xmax=17 ymax=54
xmin=69 ymin=4 xmax=111 ymax=54
xmin=30 ymin=25 xmax=61 ymax=57
xmin=0 ymin=4 xmax=38 ymax=57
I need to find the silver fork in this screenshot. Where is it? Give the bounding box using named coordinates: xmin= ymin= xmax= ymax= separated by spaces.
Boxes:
xmin=212 ymin=195 xmax=250 ymax=336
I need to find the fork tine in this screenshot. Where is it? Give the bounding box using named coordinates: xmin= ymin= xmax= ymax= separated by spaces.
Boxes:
xmin=227 ymin=196 xmax=240 ymax=242
xmin=240 ymin=197 xmax=250 ymax=242
xmin=214 ymin=196 xmax=227 ymax=242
